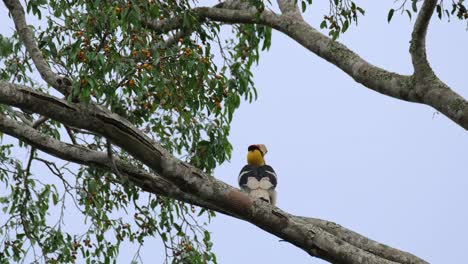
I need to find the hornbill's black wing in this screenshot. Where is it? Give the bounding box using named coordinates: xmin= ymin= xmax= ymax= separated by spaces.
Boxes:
xmin=238 ymin=165 xmax=277 ymax=188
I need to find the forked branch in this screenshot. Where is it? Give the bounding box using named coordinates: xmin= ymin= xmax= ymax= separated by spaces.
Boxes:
xmin=410 ymin=0 xmax=437 ymax=77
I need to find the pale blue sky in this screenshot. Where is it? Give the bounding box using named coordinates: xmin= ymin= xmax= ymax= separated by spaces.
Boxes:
xmin=208 ymin=1 xmax=467 ymax=263
xmin=1 ymin=1 xmax=467 ymax=263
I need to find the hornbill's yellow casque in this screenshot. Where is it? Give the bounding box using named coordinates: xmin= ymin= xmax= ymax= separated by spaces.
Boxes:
xmin=238 ymin=144 xmax=277 ymax=205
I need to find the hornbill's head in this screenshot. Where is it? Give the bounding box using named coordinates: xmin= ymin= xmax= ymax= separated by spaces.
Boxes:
xmin=247 ymin=144 xmax=268 ymax=166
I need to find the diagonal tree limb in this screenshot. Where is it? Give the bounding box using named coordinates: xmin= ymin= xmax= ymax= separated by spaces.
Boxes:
xmin=3 ymin=0 xmax=72 ymax=96
xmin=410 ymin=0 xmax=437 ymax=78
xmin=304 ymin=217 xmax=422 ymax=264
xmin=0 ymin=81 xmax=428 ymax=264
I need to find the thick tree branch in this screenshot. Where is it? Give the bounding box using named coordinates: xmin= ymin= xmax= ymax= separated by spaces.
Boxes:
xmin=3 ymin=0 xmax=72 ymax=96
xmin=410 ymin=0 xmax=437 ymax=77
xmin=196 ymin=7 xmax=416 ymax=99
xmin=0 ymin=81 xmax=428 ymax=264
xmin=190 ymin=6 xmax=468 ymax=130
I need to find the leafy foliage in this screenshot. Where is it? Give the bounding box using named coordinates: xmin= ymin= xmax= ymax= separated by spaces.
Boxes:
xmin=387 ymin=0 xmax=468 ymax=23
xmin=319 ymin=1 xmax=365 ymax=40
xmin=297 ymin=0 xmax=366 ymax=40
xmin=0 ymin=0 xmax=271 ymax=263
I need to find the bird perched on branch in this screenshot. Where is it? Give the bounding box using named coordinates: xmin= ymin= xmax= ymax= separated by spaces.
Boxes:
xmin=238 ymin=144 xmax=277 ymax=205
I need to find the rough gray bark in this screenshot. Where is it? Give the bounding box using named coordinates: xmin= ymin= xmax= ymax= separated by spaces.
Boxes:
xmin=1 ymin=0 xmax=460 ymax=263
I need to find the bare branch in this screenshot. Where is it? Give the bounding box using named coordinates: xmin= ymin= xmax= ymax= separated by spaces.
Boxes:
xmin=4 ymin=106 xmax=32 ymax=125
xmin=307 ymin=218 xmax=422 ymax=264
xmin=410 ymin=0 xmax=437 ymax=77
xmin=165 ymin=30 xmax=189 ymax=47
xmin=2 ymin=0 xmax=72 ymax=96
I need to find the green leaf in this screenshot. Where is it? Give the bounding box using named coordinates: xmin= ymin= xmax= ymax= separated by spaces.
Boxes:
xmin=52 ymin=193 xmax=59 ymax=205
xmin=406 ymin=10 xmax=412 ymax=20
xmin=356 ymin=7 xmax=365 ymax=15
xmin=412 ymin=0 xmax=418 ymax=12
xmin=320 ymin=20 xmax=327 ymax=29
xmin=387 ymin=9 xmax=395 ymax=23
xmin=436 ymin=5 xmax=442 ymax=19
xmin=342 ymin=20 xmax=349 ymax=32
xmin=302 ymin=1 xmax=306 ymax=12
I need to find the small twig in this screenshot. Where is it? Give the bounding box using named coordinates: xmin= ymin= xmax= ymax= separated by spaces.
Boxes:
xmin=34 ymin=157 xmax=85 ymax=216
xmin=65 ymin=125 xmax=77 ymax=144
xmin=69 ymin=127 xmax=100 ymax=136
xmin=19 ymin=147 xmax=44 ymax=252
xmin=4 ymin=106 xmax=32 ymax=125
xmin=107 ymin=138 xmax=123 ymax=179
xmin=25 ymin=147 xmax=35 ymax=176
xmin=165 ymin=30 xmax=189 ymax=47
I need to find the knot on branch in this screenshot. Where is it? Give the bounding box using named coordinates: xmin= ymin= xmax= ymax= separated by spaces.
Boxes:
xmin=56 ymin=75 xmax=72 ymax=87
xmin=160 ymin=157 xmax=181 ymax=178
xmin=308 ymin=227 xmax=318 ymax=238
xmin=326 ymin=221 xmax=340 ymax=229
